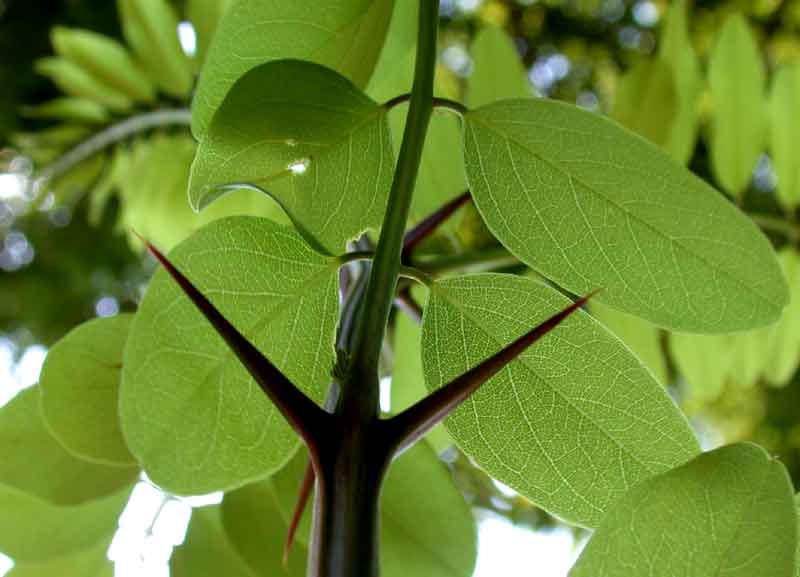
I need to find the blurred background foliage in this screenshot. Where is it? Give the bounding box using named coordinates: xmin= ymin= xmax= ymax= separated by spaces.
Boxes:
xmin=4 ymin=0 xmax=800 ymax=539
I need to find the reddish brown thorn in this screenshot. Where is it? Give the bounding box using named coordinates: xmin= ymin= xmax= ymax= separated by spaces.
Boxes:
xmin=283 ymin=457 xmax=315 ymax=567
xmin=136 ymin=231 xmax=328 ymax=451
xmin=385 ymin=290 xmax=599 ymax=455
xmin=402 ymin=191 xmax=472 ymax=262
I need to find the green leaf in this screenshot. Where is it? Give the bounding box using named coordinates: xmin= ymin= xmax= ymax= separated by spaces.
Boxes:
xmin=421 ymin=274 xmax=699 ymax=528
xmin=0 ymin=483 xmax=129 ymax=561
xmin=191 ymin=0 xmax=395 ymax=138
xmin=392 ymin=312 xmax=452 ymax=453
xmin=708 ymin=14 xmax=766 ymax=197
xmin=570 ymin=443 xmax=797 ymax=577
xmin=764 ymin=249 xmax=800 ymax=386
xmin=462 ymin=98 xmax=788 ymax=332
xmin=120 ymin=216 xmax=339 ymax=494
xmin=117 ymin=0 xmax=194 ymax=98
xmin=795 ymin=493 xmax=800 ymax=577
xmin=0 ymin=387 xmax=137 ymax=505
xmin=39 ymin=314 xmax=136 ymax=466
xmin=6 ymin=537 xmax=113 ymax=577
xmin=221 ymin=481 xmax=307 ymax=576
xmin=590 ymin=301 xmax=667 ymax=385
xmin=186 ymin=0 xmax=233 ymax=66
xmin=657 ymin=0 xmax=702 ymax=165
xmin=21 ymin=97 xmax=109 ymax=124
xmin=190 ymin=60 xmax=394 ymax=253
xmin=467 ymin=24 xmax=531 ymax=109
xmin=34 ymin=57 xmax=132 ymax=112
xmin=51 ymin=27 xmax=156 ymax=103
xmin=769 ymin=64 xmax=800 ymax=211
xmin=669 ymin=333 xmax=734 ymax=403
xmin=170 ymin=507 xmax=256 ymax=577
xmin=611 ymin=59 xmax=676 ymax=147
xmin=270 ymin=443 xmax=477 ymax=577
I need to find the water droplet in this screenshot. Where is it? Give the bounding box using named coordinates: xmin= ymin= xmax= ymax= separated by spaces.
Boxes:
xmin=288 ymin=158 xmax=310 ymax=175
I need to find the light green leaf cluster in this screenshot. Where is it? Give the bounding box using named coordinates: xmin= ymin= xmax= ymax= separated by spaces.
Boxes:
xmin=186 ymin=0 xmax=233 ymax=67
xmin=571 ymin=443 xmax=796 ymax=577
xmin=121 ymin=216 xmax=339 ymax=494
xmin=462 ymin=98 xmax=787 ymax=332
xmin=39 ymin=314 xmax=136 ymax=466
xmin=467 ymin=24 xmax=532 ymax=109
xmin=190 ymin=60 xmax=394 ymax=254
xmin=421 ymin=274 xmax=699 ymax=528
xmin=191 ymin=0 xmax=395 ymax=138
xmin=657 ymin=0 xmax=702 ymax=165
xmin=708 ymin=13 xmax=766 ymax=198
xmin=769 ymin=64 xmax=800 ymax=210
xmin=612 ymin=60 xmax=676 ymax=148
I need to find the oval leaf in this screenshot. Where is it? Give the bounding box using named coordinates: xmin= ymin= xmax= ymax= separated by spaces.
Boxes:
xmin=192 ymin=0 xmax=395 ymax=138
xmin=467 ymin=24 xmax=532 ymax=108
xmin=708 ymin=14 xmax=766 ymax=197
xmin=0 ymin=387 xmax=137 ymax=506
xmin=769 ymin=65 xmax=800 ymax=211
xmin=764 ymin=249 xmax=800 ymax=386
xmin=612 ymin=59 xmax=676 ymax=147
xmin=190 ymin=60 xmax=394 ymax=253
xmin=463 ymin=98 xmax=788 ymax=332
xmin=40 ymin=314 xmax=136 ymax=466
xmin=570 ymin=443 xmax=796 ymax=577
xmin=5 ymin=536 xmax=113 ymax=577
xmin=121 ymin=216 xmax=339 ymax=494
xmin=421 ymin=274 xmax=699 ymax=528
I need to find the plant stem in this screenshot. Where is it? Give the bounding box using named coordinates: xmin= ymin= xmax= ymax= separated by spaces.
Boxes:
xmin=748 ymin=212 xmax=800 ymax=242
xmin=413 ymin=245 xmax=520 ymax=275
xmin=346 ymin=0 xmax=439 ymax=414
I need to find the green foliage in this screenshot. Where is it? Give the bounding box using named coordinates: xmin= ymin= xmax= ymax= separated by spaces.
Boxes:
xmin=769 ymin=64 xmax=800 ymax=211
xmin=467 ymin=24 xmax=531 ymax=108
xmin=191 ymin=0 xmax=395 ymax=138
xmin=121 ymin=216 xmax=338 ymax=493
xmin=5 ymin=538 xmax=113 ymax=577
xmin=0 ymin=387 xmax=137 ymax=505
xmin=463 ymin=98 xmax=787 ymax=332
xmin=421 ymin=273 xmax=699 ymax=527
xmin=39 ymin=314 xmax=135 ymax=466
xmin=34 ymin=57 xmax=133 ymax=112
xmin=571 ymin=443 xmax=796 ymax=577
xmin=708 ymin=14 xmax=766 ymax=198
xmin=612 ymin=60 xmax=676 ymax=147
xmin=190 ymin=59 xmax=394 ymax=253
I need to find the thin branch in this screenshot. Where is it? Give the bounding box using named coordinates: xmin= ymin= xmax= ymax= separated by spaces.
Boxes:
xmin=414 ymin=246 xmax=521 ymax=275
xmin=139 ymin=235 xmax=329 ymax=452
xmin=401 ymin=190 xmax=472 ymax=260
xmin=747 ymin=212 xmax=800 ymax=242
xmin=37 ymin=109 xmax=191 ymax=183
xmin=384 ymin=291 xmax=598 ymax=455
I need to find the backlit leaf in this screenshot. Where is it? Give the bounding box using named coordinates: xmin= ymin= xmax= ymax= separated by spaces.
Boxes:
xmin=192 ymin=0 xmax=395 ymax=138
xmin=708 ymin=14 xmax=766 ymax=197
xmin=764 ymin=249 xmax=800 ymax=386
xmin=612 ymin=59 xmax=676 ymax=147
xmin=190 ymin=60 xmax=393 ymax=253
xmin=570 ymin=443 xmax=796 ymax=577
xmin=769 ymin=64 xmax=800 ymax=210
xmin=0 ymin=483 xmax=129 ymax=561
xmin=467 ymin=24 xmax=531 ymax=108
xmin=0 ymin=387 xmax=137 ymax=505
xmin=186 ymin=0 xmax=233 ymax=66
xmin=658 ymin=0 xmax=702 ymax=164
xmin=121 ymin=216 xmax=339 ymax=494
xmin=170 ymin=507 xmax=256 ymax=577
xmin=463 ymin=98 xmax=787 ymax=332
xmin=421 ymin=274 xmax=699 ymax=528
xmin=40 ymin=314 xmax=136 ymax=466
xmin=6 ymin=536 xmax=113 ymax=577
xmin=669 ymin=333 xmax=734 ymax=403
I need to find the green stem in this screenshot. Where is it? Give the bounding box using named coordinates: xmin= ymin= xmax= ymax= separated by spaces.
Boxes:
xmin=346 ymin=0 xmax=439 ymax=413
xmin=413 ymin=246 xmax=520 ymax=275
xmin=748 ymin=212 xmax=800 ymax=242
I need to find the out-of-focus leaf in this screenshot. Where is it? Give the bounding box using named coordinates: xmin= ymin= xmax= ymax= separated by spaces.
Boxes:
xmin=670 ymin=333 xmax=735 ymax=403
xmin=186 ymin=0 xmax=233 ymax=66
xmin=764 ymin=249 xmax=800 ymax=386
xmin=39 ymin=314 xmax=136 ymax=466
xmin=191 ymin=0 xmax=395 ymax=138
xmin=421 ymin=273 xmax=699 ymax=528
xmin=190 ymin=60 xmax=393 ymax=253
xmin=6 ymin=536 xmax=113 ymax=577
xmin=467 ymin=24 xmax=531 ymax=108
xmin=612 ymin=59 xmax=676 ymax=147
xmin=51 ymin=27 xmax=155 ymax=103
xmin=121 ymin=217 xmax=338 ymax=494
xmin=708 ymin=14 xmax=766 ymax=197
xmin=570 ymin=443 xmax=796 ymax=577
xmin=21 ymin=98 xmax=109 ymax=124
xmin=463 ymin=98 xmax=787 ymax=332
xmin=769 ymin=65 xmax=800 ymax=210
xmin=117 ymin=0 xmax=194 ymax=98
xmin=0 ymin=387 xmax=137 ymax=505
xmin=658 ymin=0 xmax=702 ymax=164
xmin=34 ymin=57 xmax=132 ymax=112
